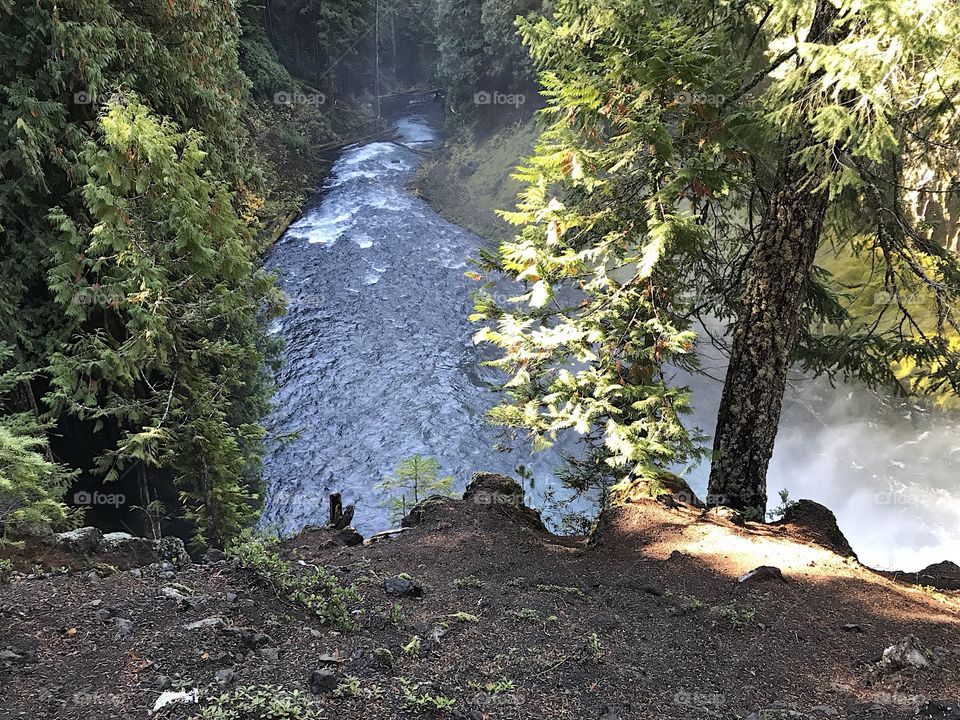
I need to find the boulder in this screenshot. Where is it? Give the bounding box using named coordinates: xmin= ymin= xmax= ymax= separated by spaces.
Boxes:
xmin=308 ymin=668 xmax=341 ymax=695
xmin=203 ymin=548 xmax=227 ymax=563
xmin=332 ymin=528 xmax=363 ymax=547
xmin=98 ymin=532 xmax=189 ymax=568
xmin=916 ymin=700 xmax=960 ymax=719
xmin=54 ymin=527 xmax=102 ymax=556
xmin=115 ymin=618 xmax=135 ymax=639
xmin=463 ymin=472 xmax=525 ymax=504
xmin=778 ymin=500 xmax=856 ymax=558
xmin=384 ymin=575 xmax=423 ymax=598
xmin=461 ymin=472 xmax=548 ymax=532
xmin=214 ymin=668 xmax=236 ymax=686
xmin=737 ymin=565 xmax=785 ymax=584
xmin=51 ymin=528 xmax=188 ymax=569
xmin=99 ymin=532 xmax=160 ymax=564
xmin=610 ymin=472 xmax=704 ymax=508
xmin=915 ymin=561 xmax=960 ymax=591
xmin=706 ymin=505 xmax=746 ymax=526
xmin=400 ymin=496 xmax=451 ymax=528
xmin=878 ymin=634 xmax=932 ymax=672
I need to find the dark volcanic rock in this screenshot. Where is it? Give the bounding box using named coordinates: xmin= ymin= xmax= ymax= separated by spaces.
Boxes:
xmin=737 ymin=565 xmax=785 ymax=584
xmin=778 ymin=500 xmax=856 ymax=558
xmin=916 ymin=561 xmax=960 ymax=591
xmin=54 ymin=528 xmax=102 ymax=556
xmin=308 ymin=668 xmax=341 ymax=695
xmin=333 ymin=528 xmax=363 ymax=547
xmin=384 ymin=575 xmax=423 ymax=598
xmin=610 ymin=471 xmax=704 ymax=508
xmin=917 ymin=700 xmax=960 ymax=719
xmin=462 ymin=472 xmax=525 ymax=503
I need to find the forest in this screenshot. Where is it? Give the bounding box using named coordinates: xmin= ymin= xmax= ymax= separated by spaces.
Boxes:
xmin=2 ymin=1 xmax=960 ymax=717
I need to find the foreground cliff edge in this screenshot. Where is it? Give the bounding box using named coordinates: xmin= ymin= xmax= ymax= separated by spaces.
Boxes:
xmin=2 ymin=474 xmax=958 ymax=719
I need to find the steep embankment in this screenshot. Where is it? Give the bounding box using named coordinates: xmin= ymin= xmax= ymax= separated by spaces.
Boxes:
xmin=2 ymin=477 xmax=958 ymax=719
xmin=415 ymin=121 xmax=539 ymax=242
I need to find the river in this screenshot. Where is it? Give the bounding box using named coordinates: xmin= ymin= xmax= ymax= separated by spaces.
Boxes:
xmin=259 ymin=104 xmax=583 ymax=540
xmin=261 ymin=103 xmax=960 ymax=572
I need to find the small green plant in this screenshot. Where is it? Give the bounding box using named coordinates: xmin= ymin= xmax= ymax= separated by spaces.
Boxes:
xmin=672 ymin=594 xmax=704 ymax=616
xmin=447 ymin=611 xmax=480 ymax=623
xmin=586 ymin=632 xmax=604 ymax=663
xmin=710 ymin=602 xmax=757 ymax=628
xmin=0 ymin=558 xmax=12 ymax=583
xmin=389 ymin=602 xmax=405 ymax=625
xmin=767 ymin=489 xmax=798 ymax=521
xmin=402 ymin=635 xmax=422 ymax=657
xmin=229 ymin=531 xmax=360 ymax=630
xmin=453 ymin=575 xmax=484 ymax=589
xmin=507 ymin=607 xmax=540 ymax=622
xmin=469 ymin=678 xmax=515 ymax=695
xmin=334 ymin=676 xmax=382 ymax=700
xmin=399 ymin=678 xmax=456 ymax=712
xmin=376 ymin=455 xmax=454 ymax=522
xmin=916 ymin=584 xmax=949 ymax=603
xmin=197 ymin=685 xmax=322 ymax=719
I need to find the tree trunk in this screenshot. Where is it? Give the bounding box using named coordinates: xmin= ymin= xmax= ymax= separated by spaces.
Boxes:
xmin=707 ymin=0 xmax=843 ymax=518
xmin=707 ymin=143 xmax=829 ymax=517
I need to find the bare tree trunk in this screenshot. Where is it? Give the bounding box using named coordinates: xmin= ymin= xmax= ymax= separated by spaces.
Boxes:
xmin=707 ymin=0 xmax=843 ymax=518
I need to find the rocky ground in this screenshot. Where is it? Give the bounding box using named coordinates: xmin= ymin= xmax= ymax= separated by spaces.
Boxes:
xmin=2 ymin=474 xmax=959 ymax=720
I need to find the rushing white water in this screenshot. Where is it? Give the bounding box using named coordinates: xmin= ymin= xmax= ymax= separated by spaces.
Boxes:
xmin=260 ymin=108 xmax=586 ymax=538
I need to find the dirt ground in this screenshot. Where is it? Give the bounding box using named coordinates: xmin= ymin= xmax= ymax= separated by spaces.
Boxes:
xmin=2 ymin=477 xmax=958 ymax=720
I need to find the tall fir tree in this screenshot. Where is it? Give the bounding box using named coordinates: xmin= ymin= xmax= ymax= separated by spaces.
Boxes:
xmin=475 ymin=0 xmax=960 ymax=516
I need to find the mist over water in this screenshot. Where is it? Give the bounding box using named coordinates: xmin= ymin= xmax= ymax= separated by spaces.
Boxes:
xmin=679 ymin=340 xmax=960 ymax=571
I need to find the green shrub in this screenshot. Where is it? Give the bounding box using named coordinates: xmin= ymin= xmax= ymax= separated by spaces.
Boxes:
xmin=229 ymin=531 xmax=360 ymax=630
xmin=197 ymin=685 xmax=322 ymax=720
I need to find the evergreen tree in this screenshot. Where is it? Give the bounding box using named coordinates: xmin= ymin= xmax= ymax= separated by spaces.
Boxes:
xmin=475 ymin=0 xmax=960 ymax=515
xmin=46 ymin=99 xmax=282 ymax=546
xmin=0 ymin=343 xmax=76 ymax=540
xmin=0 ymin=0 xmax=282 ymax=545
xmin=376 ymin=455 xmax=454 ymax=522
xmin=708 ymin=0 xmax=960 ymax=516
